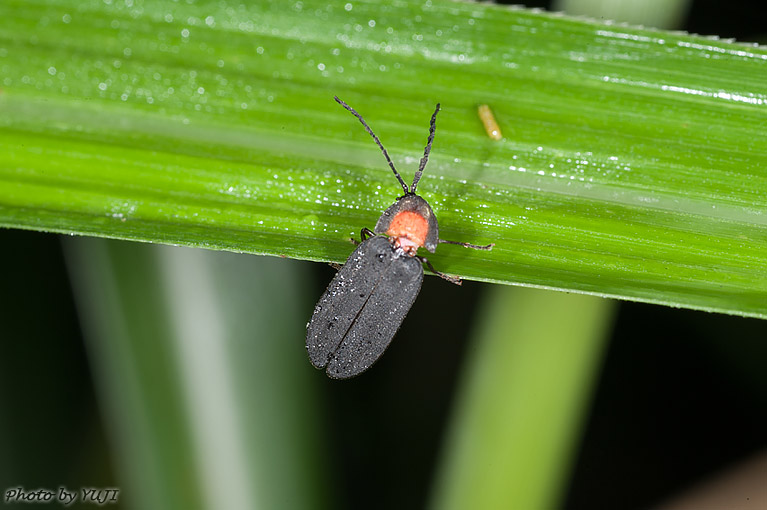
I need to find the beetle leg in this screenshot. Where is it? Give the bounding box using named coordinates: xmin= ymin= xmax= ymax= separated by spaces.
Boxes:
xmin=351 ymin=227 xmax=376 ymax=246
xmin=417 ymin=255 xmax=462 ymax=286
xmin=439 ymin=239 xmax=495 ymax=250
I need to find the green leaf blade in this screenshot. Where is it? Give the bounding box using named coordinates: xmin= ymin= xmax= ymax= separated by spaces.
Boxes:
xmin=2 ymin=0 xmax=767 ymax=317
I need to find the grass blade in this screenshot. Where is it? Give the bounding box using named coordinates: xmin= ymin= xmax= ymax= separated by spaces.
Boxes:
xmin=430 ymin=287 xmax=614 ymax=510
xmin=2 ymin=0 xmax=767 ymax=317
xmin=64 ymin=238 xmax=329 ymax=509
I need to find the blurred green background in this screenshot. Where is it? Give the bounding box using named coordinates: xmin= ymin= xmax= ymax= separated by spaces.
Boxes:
xmin=2 ymin=1 xmax=767 ymax=509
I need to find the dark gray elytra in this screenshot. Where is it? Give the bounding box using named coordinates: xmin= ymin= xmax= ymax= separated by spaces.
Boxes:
xmin=306 ymin=235 xmax=423 ymax=379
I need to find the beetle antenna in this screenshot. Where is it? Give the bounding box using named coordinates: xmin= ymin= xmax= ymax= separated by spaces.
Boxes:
xmin=334 ymin=96 xmax=409 ymax=195
xmin=411 ymin=103 xmax=440 ymax=194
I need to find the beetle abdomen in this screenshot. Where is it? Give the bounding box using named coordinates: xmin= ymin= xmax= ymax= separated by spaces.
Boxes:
xmin=306 ymin=235 xmax=424 ymax=379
